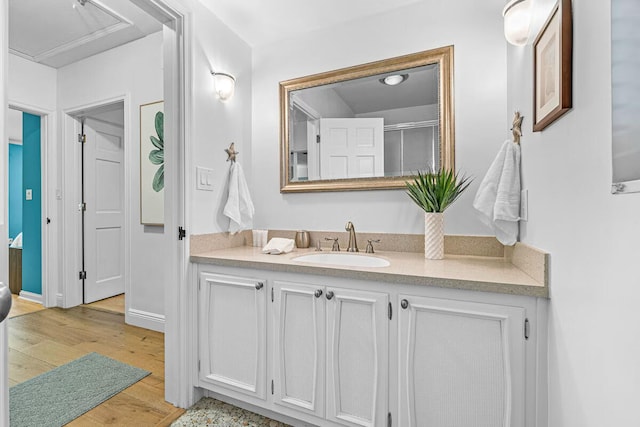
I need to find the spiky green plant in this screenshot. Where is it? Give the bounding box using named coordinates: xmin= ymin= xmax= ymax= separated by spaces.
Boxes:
xmin=405 ymin=168 xmax=472 ymax=213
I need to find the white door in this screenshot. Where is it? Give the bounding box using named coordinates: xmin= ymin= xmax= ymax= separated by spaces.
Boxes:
xmin=398 ymin=295 xmax=526 ymax=427
xmin=326 ymin=288 xmax=388 ymax=427
xmin=319 ymin=118 xmax=384 ymax=180
xmin=83 ymin=117 xmax=125 ymax=303
xmin=199 ymin=272 xmax=267 ymax=399
xmin=273 ymin=281 xmax=325 ymax=417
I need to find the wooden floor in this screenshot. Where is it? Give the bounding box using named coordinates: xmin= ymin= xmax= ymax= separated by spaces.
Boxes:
xmin=8 ymin=305 xmax=185 ymax=425
xmin=85 ymin=293 xmax=125 ymax=314
xmin=8 ymin=294 xmax=46 ymax=319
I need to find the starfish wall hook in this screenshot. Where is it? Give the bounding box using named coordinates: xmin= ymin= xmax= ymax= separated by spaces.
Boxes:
xmin=225 ymin=142 xmax=239 ymax=162
xmin=511 ymin=111 xmax=524 ymax=144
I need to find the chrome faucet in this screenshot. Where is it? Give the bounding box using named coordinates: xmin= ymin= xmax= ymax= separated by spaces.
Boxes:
xmin=345 ymin=221 xmax=358 ymax=252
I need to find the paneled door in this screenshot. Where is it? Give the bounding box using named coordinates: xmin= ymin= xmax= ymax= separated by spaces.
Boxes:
xmin=83 ymin=116 xmax=125 ymax=303
xmin=199 ymin=272 xmax=267 ymax=399
xmin=319 ymin=118 xmax=384 ymax=180
xmin=398 ymin=295 xmax=526 ymax=427
xmin=273 ymin=281 xmax=325 ymax=417
xmin=326 ymin=288 xmax=388 ymax=427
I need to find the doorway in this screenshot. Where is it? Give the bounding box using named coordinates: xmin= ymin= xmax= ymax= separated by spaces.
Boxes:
xmin=7 ymin=107 xmax=45 ymax=304
xmin=72 ymin=102 xmax=126 ymax=305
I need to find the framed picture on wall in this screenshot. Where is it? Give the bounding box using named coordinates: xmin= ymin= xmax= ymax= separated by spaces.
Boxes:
xmin=533 ymin=0 xmax=572 ymax=132
xmin=140 ymin=100 xmax=164 ymax=225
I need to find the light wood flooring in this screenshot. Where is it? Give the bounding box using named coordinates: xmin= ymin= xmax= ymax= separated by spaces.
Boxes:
xmin=8 ymin=294 xmax=46 ymax=319
xmin=8 ymin=304 xmax=185 ymax=425
xmin=85 ymin=293 xmax=125 ymax=314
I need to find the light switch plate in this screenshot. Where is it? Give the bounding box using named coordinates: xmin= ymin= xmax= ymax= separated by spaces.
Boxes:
xmin=520 ymin=189 xmax=528 ymax=221
xmin=25 ymin=189 xmax=33 ymax=200
xmin=196 ymin=166 xmax=214 ymax=191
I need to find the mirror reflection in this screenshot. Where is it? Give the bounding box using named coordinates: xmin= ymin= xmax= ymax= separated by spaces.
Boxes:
xmin=280 ymin=46 xmax=454 ymax=193
xmin=289 ymin=64 xmax=440 ymax=182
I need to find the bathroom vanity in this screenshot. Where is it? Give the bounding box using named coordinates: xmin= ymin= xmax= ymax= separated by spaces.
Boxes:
xmin=191 ymin=240 xmax=548 ymax=427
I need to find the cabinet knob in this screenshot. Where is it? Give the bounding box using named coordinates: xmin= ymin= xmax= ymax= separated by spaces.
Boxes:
xmin=314 ymin=289 xmax=323 ymax=298
xmin=326 ymin=291 xmax=334 ymax=300
xmin=401 ymin=299 xmax=409 ymax=309
xmin=255 ymin=282 xmax=264 ymax=290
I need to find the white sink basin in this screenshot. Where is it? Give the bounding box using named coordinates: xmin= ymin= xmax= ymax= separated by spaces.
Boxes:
xmin=292 ymin=253 xmax=390 ymax=268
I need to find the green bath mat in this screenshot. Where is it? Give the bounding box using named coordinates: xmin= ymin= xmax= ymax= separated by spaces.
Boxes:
xmin=10 ymin=352 xmax=150 ymax=427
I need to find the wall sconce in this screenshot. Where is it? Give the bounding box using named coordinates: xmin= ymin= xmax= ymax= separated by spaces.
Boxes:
xmin=503 ymin=0 xmax=532 ymax=46
xmin=211 ymin=71 xmax=236 ymax=101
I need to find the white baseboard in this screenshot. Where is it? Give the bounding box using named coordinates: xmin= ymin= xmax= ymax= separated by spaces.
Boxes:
xmin=56 ymin=293 xmax=63 ymax=307
xmin=19 ymin=291 xmax=43 ymax=305
xmin=127 ymin=308 xmax=165 ymax=333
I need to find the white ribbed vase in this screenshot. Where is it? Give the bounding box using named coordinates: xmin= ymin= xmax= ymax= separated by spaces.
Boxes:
xmin=424 ymin=212 xmax=444 ymax=260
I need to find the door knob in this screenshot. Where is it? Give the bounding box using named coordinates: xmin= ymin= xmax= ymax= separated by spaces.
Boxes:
xmin=0 ymin=283 xmax=12 ymax=323
xmin=401 ymin=299 xmax=409 ymax=309
xmin=255 ymin=282 xmax=264 ymax=290
xmin=314 ymin=289 xmax=323 ymax=298
xmin=326 ymin=291 xmax=334 ymax=300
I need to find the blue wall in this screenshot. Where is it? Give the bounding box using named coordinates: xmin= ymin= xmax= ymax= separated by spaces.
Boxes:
xmin=22 ymin=112 xmax=42 ymax=295
xmin=8 ymin=143 xmax=23 ymax=240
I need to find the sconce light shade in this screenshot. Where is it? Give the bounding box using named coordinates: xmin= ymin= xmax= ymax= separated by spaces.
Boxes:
xmin=503 ymin=0 xmax=532 ymax=46
xmin=211 ymin=71 xmax=236 ymax=101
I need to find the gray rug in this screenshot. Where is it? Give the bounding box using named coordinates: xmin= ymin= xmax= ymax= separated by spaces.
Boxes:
xmin=10 ymin=352 xmax=150 ymax=427
xmin=171 ymin=398 xmax=290 ymax=427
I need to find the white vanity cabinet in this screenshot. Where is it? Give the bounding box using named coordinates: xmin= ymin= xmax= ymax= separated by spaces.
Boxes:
xmin=198 ymin=272 xmax=267 ymax=400
xmin=397 ymin=295 xmax=526 ymax=427
xmin=195 ymin=264 xmax=545 ymax=427
xmin=272 ymin=281 xmax=389 ymax=427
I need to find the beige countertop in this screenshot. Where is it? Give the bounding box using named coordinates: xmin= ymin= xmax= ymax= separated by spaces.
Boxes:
xmin=191 ymin=246 xmax=548 ymax=298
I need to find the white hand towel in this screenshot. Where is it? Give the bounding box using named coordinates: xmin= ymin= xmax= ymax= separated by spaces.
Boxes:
xmin=262 ymin=238 xmax=295 ymax=255
xmin=223 ymin=162 xmax=255 ymax=234
xmin=473 ymin=140 xmax=521 ymax=245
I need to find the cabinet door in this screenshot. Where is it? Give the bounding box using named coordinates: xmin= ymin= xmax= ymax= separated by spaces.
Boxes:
xmin=326 ymin=288 xmax=388 ymax=427
xmin=273 ymin=281 xmax=325 ymax=417
xmin=199 ymin=273 xmax=267 ymax=399
xmin=398 ymin=296 xmax=525 ymax=427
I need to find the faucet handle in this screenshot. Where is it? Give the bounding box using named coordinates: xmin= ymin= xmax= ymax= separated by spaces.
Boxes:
xmin=325 ymin=237 xmax=340 ymax=251
xmin=365 ymin=239 xmax=381 ymax=254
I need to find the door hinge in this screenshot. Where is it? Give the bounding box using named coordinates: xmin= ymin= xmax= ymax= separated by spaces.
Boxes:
xmin=388 ymin=412 xmax=392 ymax=427
xmin=79 ymin=271 xmax=86 ymax=280
xmin=271 ymin=379 xmax=274 ymax=395
xmin=178 ymin=226 xmax=186 ymax=240
xmin=316 ymin=134 xmax=321 ymax=143
xmin=78 ymin=202 xmax=86 ymax=212
xmin=388 ymin=302 xmax=392 ymax=320
xmin=524 ymin=318 xmax=530 ymax=340
xmin=271 ymin=287 xmax=274 ymax=302
xmin=78 ymin=133 xmax=86 ymax=143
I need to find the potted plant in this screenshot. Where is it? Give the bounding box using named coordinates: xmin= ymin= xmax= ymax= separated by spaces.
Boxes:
xmin=406 ymin=169 xmax=471 ymax=259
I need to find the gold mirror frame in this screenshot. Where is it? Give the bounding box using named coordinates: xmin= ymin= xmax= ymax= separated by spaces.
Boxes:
xmin=280 ymin=45 xmax=455 ymax=193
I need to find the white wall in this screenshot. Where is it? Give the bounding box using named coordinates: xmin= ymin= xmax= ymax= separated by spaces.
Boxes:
xmin=188 ymin=0 xmax=253 ymax=235
xmin=509 ymin=1 xmax=636 ymax=425
xmin=57 ymin=32 xmax=165 ymax=327
xmin=251 ymin=0 xmax=507 ymax=234
xmin=7 ymin=55 xmax=57 ymax=111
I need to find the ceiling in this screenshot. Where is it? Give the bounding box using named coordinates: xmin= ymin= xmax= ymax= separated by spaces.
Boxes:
xmin=200 ymin=0 xmax=425 ymax=47
xmin=9 ymin=0 xmax=162 ymax=68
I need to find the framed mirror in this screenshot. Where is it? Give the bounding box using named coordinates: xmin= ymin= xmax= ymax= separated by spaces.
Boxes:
xmin=280 ymin=46 xmax=454 ymax=193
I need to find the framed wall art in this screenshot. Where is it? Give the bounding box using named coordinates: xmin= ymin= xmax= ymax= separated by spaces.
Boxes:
xmin=140 ymin=100 xmax=164 ymax=225
xmin=533 ymin=0 xmax=572 ymax=132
